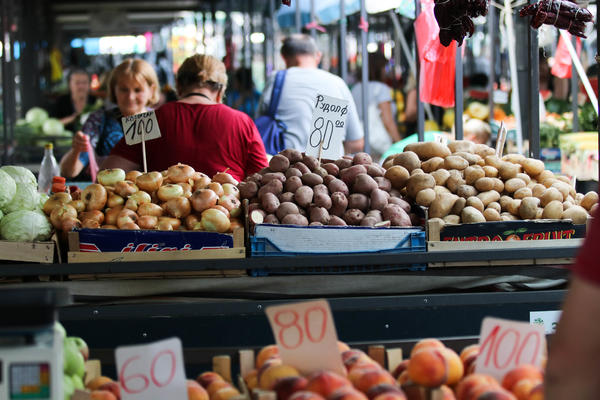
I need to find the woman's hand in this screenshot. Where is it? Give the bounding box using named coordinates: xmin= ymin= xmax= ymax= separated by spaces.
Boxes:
xmin=72 ymin=131 xmax=90 ymax=154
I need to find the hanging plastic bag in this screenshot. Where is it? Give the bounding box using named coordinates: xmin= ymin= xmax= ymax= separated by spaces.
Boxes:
xmin=414 ymin=0 xmax=457 ymax=108
xmin=551 ymin=32 xmax=582 ymax=79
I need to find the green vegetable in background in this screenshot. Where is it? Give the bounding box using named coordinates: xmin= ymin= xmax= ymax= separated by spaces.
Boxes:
xmin=0 ymin=170 xmax=16 ymax=210
xmin=545 ymin=98 xmax=571 ymax=114
xmin=579 ymin=103 xmax=598 ymax=132
xmin=539 ymin=122 xmax=562 ymax=148
xmin=0 ymin=210 xmax=52 ymax=241
xmin=0 ymin=165 xmax=37 ymax=187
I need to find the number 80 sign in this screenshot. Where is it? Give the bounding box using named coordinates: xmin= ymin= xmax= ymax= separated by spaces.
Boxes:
xmin=265 ymin=299 xmax=346 ymax=376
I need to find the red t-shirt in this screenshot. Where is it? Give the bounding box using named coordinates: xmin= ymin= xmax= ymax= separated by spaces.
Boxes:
xmin=110 ymin=102 xmax=268 ymax=182
xmin=574 ymin=206 xmax=600 ymax=285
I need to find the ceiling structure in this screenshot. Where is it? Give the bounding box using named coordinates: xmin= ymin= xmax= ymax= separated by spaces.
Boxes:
xmin=50 ymin=0 xmax=272 ymax=37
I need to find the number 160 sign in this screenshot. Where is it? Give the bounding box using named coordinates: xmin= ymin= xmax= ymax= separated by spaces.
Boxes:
xmin=115 ymin=337 xmax=187 ymax=400
xmin=265 ymin=299 xmax=346 ymax=376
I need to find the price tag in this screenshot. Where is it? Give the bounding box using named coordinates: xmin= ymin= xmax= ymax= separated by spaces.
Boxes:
xmin=265 ymin=299 xmax=346 ymax=376
xmin=305 ymin=94 xmax=349 ymax=161
xmin=475 ymin=317 xmax=546 ymax=382
xmin=122 ymin=111 xmax=162 ymax=145
xmin=115 ymin=337 xmax=187 ymax=400
xmin=530 ymin=311 xmax=562 ymax=334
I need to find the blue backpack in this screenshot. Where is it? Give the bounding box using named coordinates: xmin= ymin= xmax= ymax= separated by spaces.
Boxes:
xmin=255 ymin=70 xmax=287 ymax=155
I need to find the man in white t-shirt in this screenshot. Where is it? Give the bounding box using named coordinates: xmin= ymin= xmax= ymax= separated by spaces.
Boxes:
xmin=258 ymin=34 xmax=364 ymax=157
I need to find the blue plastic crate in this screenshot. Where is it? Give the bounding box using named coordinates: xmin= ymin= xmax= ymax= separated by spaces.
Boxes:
xmin=248 ymin=225 xmax=426 ymax=276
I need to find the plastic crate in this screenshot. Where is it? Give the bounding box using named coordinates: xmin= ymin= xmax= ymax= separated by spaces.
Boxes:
xmin=249 ymin=225 xmax=426 ymax=276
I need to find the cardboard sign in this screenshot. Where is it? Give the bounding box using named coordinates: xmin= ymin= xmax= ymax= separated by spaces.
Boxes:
xmin=530 ymin=311 xmax=562 ymax=334
xmin=265 ymin=299 xmax=346 ymax=376
xmin=305 ymin=94 xmax=349 ymax=160
xmin=115 ymin=337 xmax=187 ymax=400
xmin=475 ymin=317 xmax=546 ymax=382
xmin=122 ymin=111 xmax=161 ymax=145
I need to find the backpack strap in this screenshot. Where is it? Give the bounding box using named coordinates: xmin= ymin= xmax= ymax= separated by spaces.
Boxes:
xmin=267 ymin=70 xmax=287 ymax=118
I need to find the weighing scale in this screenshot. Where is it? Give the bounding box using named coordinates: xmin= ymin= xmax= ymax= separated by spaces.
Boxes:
xmin=0 ymin=288 xmax=70 ymax=400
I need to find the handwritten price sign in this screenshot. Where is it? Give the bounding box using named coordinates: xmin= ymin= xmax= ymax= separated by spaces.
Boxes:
xmin=475 ymin=317 xmax=546 ymax=382
xmin=115 ymin=337 xmax=187 ymax=400
xmin=265 ymin=299 xmax=346 ymax=376
xmin=122 ymin=111 xmax=161 ymax=145
xmin=305 ymin=94 xmax=348 ymax=160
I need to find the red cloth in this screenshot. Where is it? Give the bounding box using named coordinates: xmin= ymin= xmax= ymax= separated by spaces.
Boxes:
xmin=573 ymin=205 xmax=600 ymax=285
xmin=110 ymin=102 xmax=268 ymax=182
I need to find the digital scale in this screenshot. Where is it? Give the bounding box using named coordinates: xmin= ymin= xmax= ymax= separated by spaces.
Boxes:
xmin=0 ymin=288 xmax=70 ymax=400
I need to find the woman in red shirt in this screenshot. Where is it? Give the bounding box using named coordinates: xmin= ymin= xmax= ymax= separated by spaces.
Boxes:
xmin=101 ymin=54 xmax=268 ymax=181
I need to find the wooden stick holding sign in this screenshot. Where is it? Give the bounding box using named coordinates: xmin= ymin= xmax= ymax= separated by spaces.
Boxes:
xmin=122 ymin=110 xmax=162 ymax=173
xmin=496 ymin=121 xmax=508 ymax=158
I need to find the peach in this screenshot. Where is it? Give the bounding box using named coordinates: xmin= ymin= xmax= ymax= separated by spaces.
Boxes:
xmin=366 ymin=383 xmax=404 ymax=400
xmin=188 ymin=380 xmax=209 ymax=400
xmin=274 ymin=375 xmax=309 ymax=400
xmin=501 ymin=365 xmax=543 ymax=392
xmin=98 ymin=382 xmax=121 ymax=400
xmin=197 ymin=371 xmax=225 ymax=388
xmin=256 ymin=357 xmax=283 ymax=385
xmin=407 ymin=348 xmax=447 ymax=387
xmin=306 ymin=370 xmax=352 ymax=397
xmin=440 ymin=385 xmax=456 ymax=400
xmin=511 ymin=379 xmax=539 ymax=400
xmin=212 ymin=387 xmax=241 ymax=400
xmin=328 ymin=387 xmax=370 ymax=400
xmin=87 ymin=376 xmax=113 ymax=391
xmin=460 ymin=345 xmax=480 ymax=364
xmin=350 ymin=368 xmax=397 ymax=393
xmin=372 ymin=392 xmax=407 ymax=400
xmin=258 ymin=364 xmax=301 ymax=390
xmin=396 ymin=370 xmax=411 ymax=386
xmin=399 ymin=384 xmax=432 ymax=400
xmin=90 ymin=390 xmax=117 ymax=400
xmin=244 ymin=369 xmax=258 ymax=391
xmin=455 ymin=374 xmax=499 ymax=400
xmin=410 ymin=339 xmax=446 ymax=357
xmin=460 ymin=345 xmax=480 ymax=374
xmin=289 ymin=390 xmax=327 ymax=400
xmin=206 ymin=380 xmax=232 ymax=397
xmin=256 ymin=344 xmax=280 ymax=369
xmin=342 ymin=350 xmax=368 ymax=364
xmin=338 ymin=341 xmax=351 ymax=353
xmin=526 ymin=383 xmax=543 ymax=400
xmin=347 ymin=360 xmax=383 ymax=374
xmin=474 ymin=388 xmax=517 ymax=400
xmin=440 ymin=347 xmax=464 ymax=385
xmin=391 ymin=360 xmax=409 ymax=379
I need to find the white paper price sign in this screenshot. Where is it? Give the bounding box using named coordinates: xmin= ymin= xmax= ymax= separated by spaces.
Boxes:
xmin=530 ymin=310 xmax=562 ymax=334
xmin=475 ymin=317 xmax=546 ymax=382
xmin=305 ymin=94 xmax=348 ymax=160
xmin=122 ymin=110 xmax=161 ymax=145
xmin=115 ymin=337 xmax=187 ymax=400
xmin=265 ymin=299 xmax=346 ymax=376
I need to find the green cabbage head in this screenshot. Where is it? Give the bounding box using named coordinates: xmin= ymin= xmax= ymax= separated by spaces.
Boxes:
xmin=0 ymin=165 xmax=37 ymax=187
xmin=0 ymin=170 xmax=16 ymax=209
xmin=2 ymin=183 xmax=39 ymax=214
xmin=0 ymin=210 xmax=52 ymax=241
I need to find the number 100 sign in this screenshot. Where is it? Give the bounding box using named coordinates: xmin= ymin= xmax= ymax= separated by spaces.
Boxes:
xmin=265 ymin=299 xmax=346 ymax=376
xmin=115 ymin=337 xmax=187 ymax=400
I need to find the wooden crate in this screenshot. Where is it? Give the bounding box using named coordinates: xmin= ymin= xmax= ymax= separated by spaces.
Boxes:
xmin=67 ymin=228 xmax=246 ymax=280
xmin=0 ymin=239 xmax=56 ymax=263
xmin=427 ymin=219 xmax=582 ymax=267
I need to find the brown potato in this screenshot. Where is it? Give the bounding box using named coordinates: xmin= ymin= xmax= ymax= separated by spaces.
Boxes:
xmin=465 ymin=166 xmax=485 ymax=185
xmin=499 ymin=195 xmax=513 ymax=212
xmin=462 ymin=206 xmax=486 ymax=223
xmin=453 ymin=151 xmax=482 ymax=166
xmin=487 ymin=202 xmax=501 ymax=213
xmin=393 ymin=151 xmax=421 ymax=172
xmin=507 ymin=199 xmax=522 ymax=216
xmin=410 ymin=168 xmax=425 ymax=176
xmin=561 ymin=205 xmax=589 ymax=224
xmin=492 ymin=178 xmax=505 ymax=193
xmin=501 ymin=212 xmax=519 ymax=221
xmin=406 ymin=173 xmax=436 ymax=199
xmin=448 ymin=140 xmax=475 ymax=154
xmin=451 ymin=197 xmax=467 ymax=215
xmin=443 ymin=214 xmax=461 ymax=224
xmin=477 ymin=190 xmax=501 ymax=207
xmin=429 ymin=193 xmax=458 ymax=219
xmin=446 ymin=170 xmax=466 ymax=193
xmin=536 ymin=170 xmax=555 ymax=183
xmin=516 ymin=173 xmax=531 ymax=185
xmin=384 ymin=165 xmax=410 ymax=190
xmin=551 ymin=181 xmax=572 ymax=201
xmin=542 ymin=200 xmax=564 ymax=220
xmin=540 ymin=187 xmax=563 ymax=207
xmin=434 ymin=185 xmax=452 ymax=196
xmin=483 ymin=208 xmax=501 ymax=222
xmin=404 ymin=141 xmax=451 ymax=160
xmin=444 ymin=155 xmax=469 ymax=171
xmin=484 ymin=155 xmax=503 ymax=169
xmin=581 ymin=191 xmax=599 ymax=211
xmin=502 ymin=153 xmax=526 ymax=164
xmin=416 ymin=188 xmax=436 ymax=207
xmin=531 ymin=183 xmax=546 ymax=198
xmin=474 ymin=177 xmax=495 ymax=192
xmin=483 ymin=165 xmax=498 ymax=178
xmin=521 ymin=158 xmax=545 ymax=176
xmin=519 ymin=197 xmax=540 ymax=219
xmin=474 ymin=144 xmax=496 ymax=158
xmin=466 ymin=196 xmax=485 ymax=213
xmin=498 ymin=162 xmax=521 ymax=180
xmin=421 ymin=157 xmax=445 ymax=173
xmin=457 ymin=185 xmax=478 ymax=199
xmin=431 ymin=169 xmax=450 ymax=186
xmin=514 ymin=187 xmax=533 ymax=200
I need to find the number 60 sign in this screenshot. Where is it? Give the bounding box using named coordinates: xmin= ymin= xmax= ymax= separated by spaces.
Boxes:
xmin=115 ymin=337 xmax=187 ymax=400
xmin=265 ymin=299 xmax=346 ymax=376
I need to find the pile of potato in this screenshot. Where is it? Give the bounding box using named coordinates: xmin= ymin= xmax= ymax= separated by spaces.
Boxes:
xmin=42 ymin=164 xmax=243 ymax=234
xmin=382 ymin=140 xmax=598 ymax=226
xmin=239 ymin=149 xmax=419 ymax=227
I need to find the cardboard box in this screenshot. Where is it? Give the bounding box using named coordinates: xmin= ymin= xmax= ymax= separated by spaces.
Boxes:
xmin=426 ymin=219 xmax=584 ymax=267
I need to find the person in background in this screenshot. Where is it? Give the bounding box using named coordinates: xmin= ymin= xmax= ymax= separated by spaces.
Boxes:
xmin=102 ymin=54 xmax=268 ymax=182
xmin=351 ymin=52 xmax=402 ymax=161
xmin=226 ymin=68 xmax=261 ymax=117
xmin=60 ymin=59 xmax=159 ymax=180
xmin=545 ymin=206 xmax=600 ymax=399
xmin=53 ymin=68 xmax=97 ymax=132
xmin=258 ymin=34 xmax=363 ymax=156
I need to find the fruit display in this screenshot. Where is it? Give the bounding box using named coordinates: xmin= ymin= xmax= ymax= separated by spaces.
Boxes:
xmin=43 ymin=164 xmax=243 ymax=234
xmin=0 ymin=165 xmax=52 ymax=242
xmin=240 ymin=149 xmax=420 ymax=228
xmin=56 ymin=322 xmax=88 ymax=400
xmin=382 ymin=140 xmax=598 ymax=226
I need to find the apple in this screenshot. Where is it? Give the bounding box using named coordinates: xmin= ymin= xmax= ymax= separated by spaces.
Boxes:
xmin=63 ymin=374 xmax=75 ymax=400
xmin=64 ymin=337 xmax=86 ymax=378
xmin=55 ymin=322 xmax=66 ymax=340
xmin=70 ymin=336 xmax=89 ymax=361
xmin=71 ymin=374 xmax=85 ymax=390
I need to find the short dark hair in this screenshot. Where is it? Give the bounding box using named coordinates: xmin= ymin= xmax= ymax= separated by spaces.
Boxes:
xmin=281 ymin=34 xmax=319 ymax=58
xmin=68 ymin=68 xmax=89 ymax=82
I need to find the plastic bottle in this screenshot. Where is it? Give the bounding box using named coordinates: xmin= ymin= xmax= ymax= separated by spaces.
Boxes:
xmin=38 ymin=143 xmax=60 ymax=194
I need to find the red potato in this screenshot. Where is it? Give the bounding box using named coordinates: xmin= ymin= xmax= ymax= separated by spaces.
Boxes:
xmin=284 ymin=176 xmax=303 ymax=193
xmin=258 ymin=180 xmax=284 ymax=199
xmin=366 ymin=210 xmax=383 ymax=223
xmin=322 ymin=163 xmax=340 ymax=176
xmin=250 ymin=209 xmax=267 ymax=225
xmin=327 ymin=178 xmax=350 ymax=196
xmin=262 ymin=172 xmax=286 ymax=185
xmin=302 ymin=155 xmax=319 ymax=171
xmin=353 ymin=174 xmax=378 ymax=195
xmin=313 ymin=184 xmax=329 ymax=197
xmin=264 ymin=214 xmax=280 ymax=224
xmin=334 ymin=158 xmax=353 ymax=170
xmin=309 ymin=206 xmax=330 ymax=224
xmin=276 ymin=202 xmax=300 ymax=221
xmin=282 ymin=214 xmax=309 ymax=226
xmin=269 ymin=154 xmax=290 ymax=172
xmin=294 ymin=186 xmax=314 ymax=208
xmin=279 ymin=149 xmax=303 ymax=163
xmin=340 ymin=165 xmax=368 ymax=186
xmin=382 ymin=204 xmax=412 ymax=226
xmin=353 ymin=152 xmax=373 ymax=165
xmin=344 ymin=209 xmax=365 ymax=225
xmin=314 ymin=192 xmax=332 ymax=209
xmin=301 ymin=173 xmax=324 ymax=187
xmin=348 ymin=193 xmax=370 ymax=212
xmin=238 ymin=181 xmax=259 ymax=199
xmin=330 ymin=192 xmax=348 ymax=217
xmin=370 ymin=189 xmax=389 ymax=211
xmin=328 ymin=215 xmax=347 ymax=226
xmin=278 ymin=192 xmax=295 ymax=203
xmin=293 ymin=162 xmax=311 ymax=175
xmin=323 ymin=175 xmax=336 ymax=186
xmin=285 ymin=167 xmax=302 ymax=179
xmin=261 ymin=192 xmax=281 ymax=214
xmin=246 ymin=173 xmax=263 ymax=185
xmin=374 ymin=177 xmax=392 ymax=192
xmin=388 ymin=196 xmax=411 ymax=213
